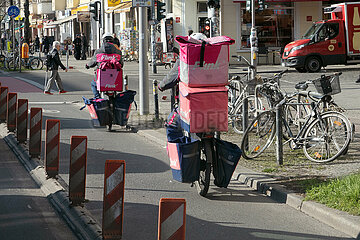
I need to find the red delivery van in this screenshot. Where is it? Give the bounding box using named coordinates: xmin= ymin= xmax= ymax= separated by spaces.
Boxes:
xmin=282 ymin=2 xmax=360 ymax=72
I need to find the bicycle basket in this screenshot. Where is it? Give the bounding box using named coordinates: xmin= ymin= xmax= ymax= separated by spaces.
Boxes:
xmin=313 ymin=74 xmax=341 ymax=95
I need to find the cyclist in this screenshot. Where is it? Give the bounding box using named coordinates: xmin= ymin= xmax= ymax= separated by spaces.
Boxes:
xmin=86 ymin=32 xmax=124 ymax=98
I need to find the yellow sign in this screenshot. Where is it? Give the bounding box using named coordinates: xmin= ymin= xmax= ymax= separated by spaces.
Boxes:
xmin=71 ymin=5 xmax=89 ymax=15
xmin=328 ymin=45 xmax=335 ymax=51
xmin=108 ymin=0 xmax=121 ymax=7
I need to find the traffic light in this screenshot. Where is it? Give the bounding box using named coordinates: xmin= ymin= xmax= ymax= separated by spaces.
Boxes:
xmin=156 ymin=0 xmax=166 ymax=21
xmin=89 ymin=2 xmax=99 ymax=21
xmin=207 ymin=0 xmax=220 ymax=9
xmin=204 ymin=18 xmax=211 ymax=38
xmin=258 ymin=0 xmax=266 ymax=11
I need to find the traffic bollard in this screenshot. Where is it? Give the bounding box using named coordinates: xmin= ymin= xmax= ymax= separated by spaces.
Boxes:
xmin=276 ymin=105 xmax=283 ymax=165
xmin=103 ymin=160 xmax=125 ymax=240
xmin=7 ymin=92 xmax=17 ymax=132
xmin=153 ymin=79 xmax=159 ymax=120
xmin=69 ymin=136 xmax=88 ymax=205
xmin=16 ymin=99 xmax=28 ymax=143
xmin=0 ymin=87 xmax=9 ymax=122
xmin=158 ymin=198 xmax=186 ymax=240
xmin=29 ymin=108 xmax=42 ymax=158
xmin=45 ymin=119 xmax=60 ymax=178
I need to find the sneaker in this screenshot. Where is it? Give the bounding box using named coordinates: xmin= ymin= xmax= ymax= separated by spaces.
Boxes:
xmin=59 ymin=90 xmax=68 ymax=94
xmin=356 ymin=78 xmax=360 ymax=83
xmin=44 ymin=91 xmax=53 ymax=95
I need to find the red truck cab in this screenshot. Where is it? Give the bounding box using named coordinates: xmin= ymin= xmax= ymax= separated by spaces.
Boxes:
xmin=282 ymin=2 xmax=360 ymax=72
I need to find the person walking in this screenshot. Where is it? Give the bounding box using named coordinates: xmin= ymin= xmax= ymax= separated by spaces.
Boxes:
xmin=44 ymin=41 xmax=68 ymax=95
xmin=112 ymin=33 xmax=120 ymax=47
xmin=73 ymin=34 xmax=82 ymax=60
xmin=81 ymin=33 xmax=88 ymax=60
xmin=34 ymin=35 xmax=40 ymax=52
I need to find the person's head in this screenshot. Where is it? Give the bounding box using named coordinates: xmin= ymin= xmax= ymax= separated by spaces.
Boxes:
xmin=188 ymin=29 xmax=193 ymax=36
xmin=102 ymin=32 xmax=113 ymax=43
xmin=81 ymin=32 xmax=84 ymax=36
xmin=190 ymin=32 xmax=207 ymax=41
xmin=113 ymin=33 xmax=117 ymax=38
xmin=53 ymin=41 xmax=61 ymax=50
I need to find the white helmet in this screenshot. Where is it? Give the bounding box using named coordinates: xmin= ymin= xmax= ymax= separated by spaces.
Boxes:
xmin=190 ymin=32 xmax=207 ymax=41
xmin=102 ymin=32 xmax=113 ymax=43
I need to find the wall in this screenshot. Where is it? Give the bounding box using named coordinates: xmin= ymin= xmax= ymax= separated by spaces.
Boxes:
xmin=294 ymin=1 xmax=322 ymax=40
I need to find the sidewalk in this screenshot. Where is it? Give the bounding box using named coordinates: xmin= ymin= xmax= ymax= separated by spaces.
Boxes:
xmin=0 ymin=125 xmax=78 ymax=240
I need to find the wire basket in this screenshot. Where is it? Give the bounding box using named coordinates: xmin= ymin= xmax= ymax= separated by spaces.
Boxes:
xmin=313 ymin=74 xmax=341 ymax=95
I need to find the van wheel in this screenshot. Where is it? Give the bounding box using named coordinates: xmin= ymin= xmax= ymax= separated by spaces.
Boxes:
xmin=295 ymin=67 xmax=307 ymax=73
xmin=305 ymin=56 xmax=322 ymax=73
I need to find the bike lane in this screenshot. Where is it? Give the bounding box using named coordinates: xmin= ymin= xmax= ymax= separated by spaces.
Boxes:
xmin=0 ymin=76 xmax=43 ymax=93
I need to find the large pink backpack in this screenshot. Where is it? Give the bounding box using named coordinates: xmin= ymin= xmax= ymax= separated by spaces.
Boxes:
xmin=96 ymin=53 xmax=123 ymax=92
xmin=175 ymin=35 xmax=235 ymax=87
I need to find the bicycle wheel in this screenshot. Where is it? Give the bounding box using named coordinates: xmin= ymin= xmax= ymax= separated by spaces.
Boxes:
xmin=232 ymin=96 xmax=262 ymax=134
xmin=241 ymin=110 xmax=276 ymax=159
xmin=30 ymin=58 xmax=43 ymax=70
xmin=303 ymin=111 xmax=351 ymax=163
xmin=283 ymin=98 xmax=310 ymax=140
xmin=7 ymin=58 xmax=17 ymax=71
xmin=195 ymin=138 xmax=212 ymax=197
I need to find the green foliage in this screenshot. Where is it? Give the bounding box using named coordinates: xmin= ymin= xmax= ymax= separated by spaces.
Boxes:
xmin=305 ymin=173 xmax=360 ymax=216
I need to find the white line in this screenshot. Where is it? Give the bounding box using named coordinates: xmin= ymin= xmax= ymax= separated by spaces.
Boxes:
xmin=29 ymin=101 xmax=77 ymax=105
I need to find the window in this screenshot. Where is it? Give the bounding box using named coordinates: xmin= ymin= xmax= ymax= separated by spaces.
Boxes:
xmin=197 ymin=2 xmax=208 ymax=13
xmin=239 ymin=2 xmax=294 ymax=49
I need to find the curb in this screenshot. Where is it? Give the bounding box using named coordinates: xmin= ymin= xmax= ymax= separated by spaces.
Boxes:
xmin=234 ymin=168 xmax=360 ymax=239
xmin=138 ymin=127 xmax=360 ymax=239
xmin=2 ymin=133 xmax=103 ymax=240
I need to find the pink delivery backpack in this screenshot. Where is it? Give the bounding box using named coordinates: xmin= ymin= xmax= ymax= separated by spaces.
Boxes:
xmin=175 ymin=35 xmax=235 ymax=87
xmin=96 ymin=53 xmax=123 ymax=92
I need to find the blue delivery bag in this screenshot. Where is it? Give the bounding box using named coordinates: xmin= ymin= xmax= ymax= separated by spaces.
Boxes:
xmin=114 ymin=90 xmax=136 ymax=126
xmin=82 ymin=97 xmax=112 ymax=126
xmin=167 ymin=136 xmax=200 ymax=183
xmin=213 ymin=139 xmax=242 ymax=188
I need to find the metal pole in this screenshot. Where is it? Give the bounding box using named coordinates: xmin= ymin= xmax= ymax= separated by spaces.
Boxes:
xmin=242 ymin=97 xmax=249 ymax=150
xmin=153 ymin=80 xmax=159 ymax=120
xmin=208 ymin=7 xmax=215 ymax=37
xmin=139 ymin=7 xmax=149 ymax=115
xmin=250 ymin=0 xmax=257 ymax=80
xmin=19 ymin=20 xmax=21 ymax=73
xmin=276 ymin=105 xmax=283 ymax=165
xmin=12 ymin=17 xmax=15 ymax=68
xmin=151 ymin=2 xmax=157 ymax=73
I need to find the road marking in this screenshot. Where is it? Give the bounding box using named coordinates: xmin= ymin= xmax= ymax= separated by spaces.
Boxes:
xmin=0 ymin=188 xmax=44 ymax=197
xmin=29 ymin=101 xmax=78 ymax=105
xmin=14 ymin=76 xmax=45 ymax=90
xmin=43 ymin=109 xmax=61 ymax=113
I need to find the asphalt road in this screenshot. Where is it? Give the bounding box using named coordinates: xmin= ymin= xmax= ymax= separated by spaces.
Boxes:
xmin=1 ymin=62 xmax=358 ymax=239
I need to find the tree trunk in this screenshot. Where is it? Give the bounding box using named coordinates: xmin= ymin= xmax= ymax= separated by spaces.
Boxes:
xmin=24 ymin=0 xmax=30 ymax=44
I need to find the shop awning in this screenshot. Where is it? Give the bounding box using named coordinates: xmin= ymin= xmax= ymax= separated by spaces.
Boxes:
xmin=106 ymin=1 xmax=132 ymax=13
xmin=50 ymin=15 xmax=77 ymax=25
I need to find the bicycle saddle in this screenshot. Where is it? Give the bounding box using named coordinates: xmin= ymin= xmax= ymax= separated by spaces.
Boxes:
xmin=295 ymin=82 xmax=309 ymax=90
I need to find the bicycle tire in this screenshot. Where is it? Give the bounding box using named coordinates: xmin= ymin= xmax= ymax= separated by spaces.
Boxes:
xmin=241 ymin=110 xmax=276 ymax=159
xmin=283 ymin=98 xmax=310 ymax=140
xmin=30 ymin=58 xmax=43 ymax=70
xmin=303 ymin=111 xmax=351 ymax=163
xmin=232 ymin=96 xmax=262 ymax=134
xmin=7 ymin=58 xmax=17 ymax=71
xmin=195 ymin=138 xmax=212 ymax=197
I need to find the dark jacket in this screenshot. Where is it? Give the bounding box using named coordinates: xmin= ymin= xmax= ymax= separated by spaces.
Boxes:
xmin=87 ymin=42 xmax=123 ymax=69
xmin=49 ymin=48 xmax=66 ymax=71
xmin=159 ymin=59 xmax=180 ymax=91
xmin=113 ymin=37 xmax=120 ymax=47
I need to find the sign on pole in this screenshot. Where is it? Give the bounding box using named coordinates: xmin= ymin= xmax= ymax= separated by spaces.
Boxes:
xmin=7 ymin=6 xmax=20 ymax=18
xmin=132 ymin=0 xmax=152 ymax=7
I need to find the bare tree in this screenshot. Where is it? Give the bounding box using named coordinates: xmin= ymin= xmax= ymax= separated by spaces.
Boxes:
xmin=24 ymin=0 xmax=30 ymax=43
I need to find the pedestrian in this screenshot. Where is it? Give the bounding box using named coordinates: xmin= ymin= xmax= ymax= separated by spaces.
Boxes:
xmin=73 ymin=34 xmax=82 ymax=60
xmin=42 ymin=36 xmax=50 ymax=54
xmin=34 ymin=35 xmax=40 ymax=52
xmin=112 ymin=33 xmax=120 ymax=47
xmin=356 ymin=75 xmax=360 ymax=83
xmin=81 ymin=32 xmax=88 ymax=60
xmin=44 ymin=41 xmax=68 ymax=95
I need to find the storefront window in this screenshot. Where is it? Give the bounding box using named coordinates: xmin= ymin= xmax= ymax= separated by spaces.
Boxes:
xmin=240 ymin=2 xmax=294 ymax=49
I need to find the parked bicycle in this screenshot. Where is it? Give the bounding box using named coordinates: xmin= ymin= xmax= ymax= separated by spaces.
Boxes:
xmin=6 ymin=52 xmax=43 ymax=71
xmin=241 ymin=73 xmax=352 ymax=163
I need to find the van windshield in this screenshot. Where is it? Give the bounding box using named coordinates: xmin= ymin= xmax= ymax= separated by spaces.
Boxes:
xmin=303 ymin=23 xmax=324 ymax=39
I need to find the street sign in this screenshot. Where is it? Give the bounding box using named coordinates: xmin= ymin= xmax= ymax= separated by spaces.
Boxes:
xmin=132 ymin=0 xmax=152 ymax=7
xmin=7 ymin=6 xmax=20 ymax=18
